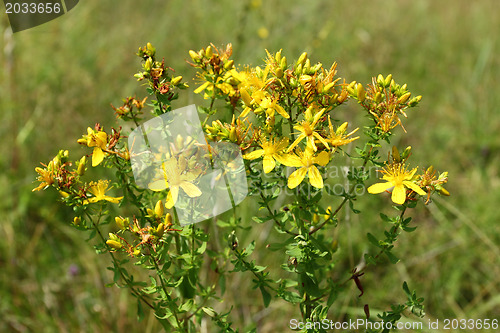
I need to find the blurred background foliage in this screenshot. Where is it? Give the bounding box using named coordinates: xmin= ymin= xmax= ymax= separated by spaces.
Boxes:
xmin=1 ymin=0 xmax=499 ymax=332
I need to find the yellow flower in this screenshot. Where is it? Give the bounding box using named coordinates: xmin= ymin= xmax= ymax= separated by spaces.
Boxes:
xmin=149 ymin=156 xmax=202 ymax=209
xmin=287 ymin=148 xmax=330 ymax=189
xmin=243 ymin=136 xmax=296 ymax=173
xmin=326 ymin=117 xmax=359 ymax=149
xmin=288 ymin=107 xmax=329 ymax=152
xmin=84 ymin=180 xmax=123 ymax=204
xmin=367 ymin=163 xmax=426 ymax=205
xmin=79 ymin=127 xmax=108 ymax=167
xmin=252 ymin=90 xmax=289 ymax=119
xmin=32 ymin=166 xmax=54 ymax=192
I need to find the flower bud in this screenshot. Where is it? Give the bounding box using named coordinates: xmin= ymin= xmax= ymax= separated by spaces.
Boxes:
xmin=275 ymin=49 xmax=282 ymax=63
xmin=171 ymin=76 xmax=182 ymax=85
xmin=296 ymin=52 xmax=307 ymax=66
xmin=154 ymin=202 xmax=163 ymax=217
xmin=280 ymin=56 xmax=287 ymax=70
xmin=146 ymin=42 xmax=156 ymax=56
xmin=189 ymin=50 xmax=201 ymax=61
xmin=165 ymin=213 xmax=173 ymax=226
xmin=303 ymin=59 xmax=311 ymax=73
xmin=374 ymin=92 xmax=383 ymax=103
xmin=59 ymin=191 xmax=69 ymax=198
xmin=397 ymin=92 xmax=411 ymax=104
xmin=409 ymin=95 xmax=422 ymax=107
xmin=106 ymin=240 xmax=123 ymax=249
xmin=115 ymin=216 xmax=129 ymax=230
xmin=77 ymin=156 xmax=86 ymax=176
xmin=323 ymin=82 xmax=335 ymax=93
xmin=439 ymin=187 xmax=450 ymax=196
xmin=275 ymin=67 xmax=283 ymax=78
xmin=155 ymin=223 xmax=165 ymax=238
xmin=229 ymin=127 xmax=237 ymax=142
xmin=401 ymin=146 xmax=412 ymax=160
xmin=73 ymin=217 xmax=81 ymax=226
xmin=205 ymin=45 xmax=213 ymax=58
xmin=224 ymin=59 xmax=234 ymax=70
xmin=384 ymin=74 xmax=393 ymax=87
xmin=144 ymin=57 xmax=152 ymax=71
xmin=377 ymin=74 xmax=385 ymax=86
xmin=356 ymin=83 xmax=366 ymax=102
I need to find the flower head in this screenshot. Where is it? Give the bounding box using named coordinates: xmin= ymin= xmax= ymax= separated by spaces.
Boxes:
xmin=287 ymin=148 xmax=330 ymax=189
xmin=78 ymin=127 xmax=108 ymax=166
xmin=326 ymin=117 xmax=359 ymax=150
xmin=367 ymin=163 xmax=426 ymax=205
xmin=84 ymin=180 xmax=123 ymax=204
xmin=149 ymin=156 xmax=202 ymax=209
xmin=287 ymin=107 xmax=329 ymax=152
xmin=32 ymin=166 xmax=54 ymax=192
xmin=243 ymin=136 xmax=296 ymax=173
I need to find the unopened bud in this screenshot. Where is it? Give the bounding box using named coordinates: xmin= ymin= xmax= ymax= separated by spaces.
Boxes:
xmin=439 ymin=187 xmax=450 ymax=196
xmin=409 ymin=95 xmax=422 ymax=107
xmin=144 ymin=57 xmax=152 ymax=71
xmin=356 ymin=83 xmax=366 ymax=102
xmin=275 ymin=49 xmax=282 ymax=63
xmin=165 ymin=213 xmax=173 ymax=226
xmin=205 ymin=45 xmax=213 ymax=58
xmin=189 ymin=50 xmax=201 ymax=61
xmin=224 ymin=59 xmax=234 ymax=70
xmin=115 ymin=216 xmax=129 ymax=230
xmin=337 ymin=89 xmax=348 ymax=103
xmin=397 ymin=92 xmax=411 ymax=104
xmin=401 ymin=146 xmax=412 ymax=160
xmin=228 ymin=230 xmax=238 ymax=250
xmin=229 ymin=127 xmax=237 ymax=142
xmin=275 ymin=67 xmax=283 ymax=77
xmin=377 ymin=74 xmax=385 ymax=86
xmin=106 ymin=240 xmax=123 ymax=249
xmin=73 ymin=217 xmax=81 ymax=226
xmin=384 ymin=74 xmax=393 ymax=87
xmin=323 ymin=82 xmax=335 ymax=93
xmin=171 ymin=76 xmax=182 ymax=85
xmin=374 ymin=92 xmax=383 ymax=103
xmin=155 ymin=223 xmax=165 ymax=238
xmin=77 ymin=156 xmax=86 ymax=176
xmin=296 ymin=52 xmax=307 ymax=66
xmin=280 ymin=56 xmax=287 ymax=70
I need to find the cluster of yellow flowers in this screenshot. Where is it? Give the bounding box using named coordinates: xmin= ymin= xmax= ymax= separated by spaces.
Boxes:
xmin=189 ymin=44 xmax=448 ymax=205
xmin=190 ymin=44 xmax=361 ymax=190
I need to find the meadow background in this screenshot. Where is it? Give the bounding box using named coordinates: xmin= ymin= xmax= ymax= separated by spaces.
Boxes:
xmin=1 ymin=0 xmax=499 ymax=332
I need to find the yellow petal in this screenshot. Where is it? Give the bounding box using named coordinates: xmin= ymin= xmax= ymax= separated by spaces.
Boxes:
xmin=367 ymin=182 xmax=393 ymax=194
xmin=170 ymin=186 xmax=179 ymax=207
xmin=149 ymin=179 xmax=168 ymax=191
xmin=243 ymin=149 xmax=265 ymax=160
xmin=165 ymin=191 xmax=175 ymax=209
xmin=180 ymin=182 xmax=202 ymax=198
xmin=314 ymin=151 xmax=330 ymax=166
xmin=274 ymin=153 xmax=302 ymax=167
xmin=288 ymin=167 xmax=307 ymax=189
xmin=274 ymin=104 xmax=290 ymax=119
xmin=403 ymin=181 xmax=426 ymax=196
xmin=313 ymin=132 xmax=330 ymax=149
xmin=194 ymin=81 xmax=210 ymax=94
xmin=308 ymin=166 xmax=323 ymax=188
xmin=240 ymin=88 xmax=252 ymax=106
xmin=263 ymin=155 xmax=276 ymax=173
xmin=391 ymin=184 xmax=406 ymax=205
xmin=287 ymin=134 xmax=306 ymax=152
xmin=105 ymin=196 xmax=123 ymax=204
xmin=92 ymin=147 xmax=105 ymax=167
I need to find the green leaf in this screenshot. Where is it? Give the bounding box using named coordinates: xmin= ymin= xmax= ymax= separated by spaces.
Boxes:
xmin=137 ymin=298 xmax=145 ymax=322
xmin=385 ymin=250 xmax=400 ymax=264
xmin=367 ymin=233 xmax=381 ymax=247
xmin=259 ymin=286 xmax=272 ymax=308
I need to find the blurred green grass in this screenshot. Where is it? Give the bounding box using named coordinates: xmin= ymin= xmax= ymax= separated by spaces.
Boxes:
xmin=1 ymin=0 xmax=499 ymax=332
